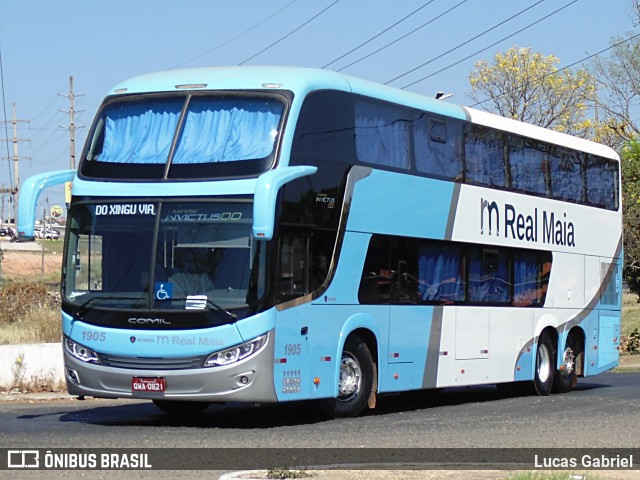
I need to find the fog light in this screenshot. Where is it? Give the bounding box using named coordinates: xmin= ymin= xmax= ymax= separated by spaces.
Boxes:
xmin=66 ymin=368 xmax=80 ymax=384
xmin=234 ymin=372 xmax=254 ymax=388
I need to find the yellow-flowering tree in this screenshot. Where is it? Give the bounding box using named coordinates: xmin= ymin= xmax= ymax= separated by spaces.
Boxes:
xmin=468 ymin=46 xmax=594 ymax=136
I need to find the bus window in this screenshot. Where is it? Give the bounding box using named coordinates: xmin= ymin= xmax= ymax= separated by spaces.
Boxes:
xmin=586 ymin=155 xmax=619 ymax=210
xmin=413 ymin=116 xmax=463 ymax=180
xmin=549 ymin=149 xmax=583 ymax=203
xmin=418 ymin=243 xmax=465 ymax=304
xmin=509 ymin=136 xmax=548 ymax=196
xmin=464 ymin=125 xmax=507 ymax=187
xmin=468 ymin=248 xmax=511 ymax=304
xmin=513 ymin=251 xmax=550 ymax=306
xmin=278 ymin=233 xmax=310 ymax=300
xmin=354 ymin=98 xmax=412 ymax=170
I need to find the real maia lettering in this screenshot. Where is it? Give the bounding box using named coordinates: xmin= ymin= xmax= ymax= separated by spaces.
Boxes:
xmin=480 ymin=198 xmax=575 ymax=247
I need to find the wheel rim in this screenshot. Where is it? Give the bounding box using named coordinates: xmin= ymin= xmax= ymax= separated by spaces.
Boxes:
xmin=337 ymin=352 xmax=362 ymax=401
xmin=560 ymin=347 xmax=575 ymax=377
xmin=537 ymin=342 xmax=552 ymax=383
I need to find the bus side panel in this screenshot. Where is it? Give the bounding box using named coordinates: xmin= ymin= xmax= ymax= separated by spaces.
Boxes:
xmin=385 ymin=305 xmax=432 ymax=392
xmin=346 ymin=170 xmax=456 ymax=239
xmin=275 ymin=304 xmax=389 ymax=401
xmin=595 ymin=311 xmax=620 ymax=372
xmin=544 ymin=252 xmax=585 ymax=309
xmin=435 ymin=307 xmax=534 ymax=387
xmin=273 ymin=305 xmax=311 ymax=402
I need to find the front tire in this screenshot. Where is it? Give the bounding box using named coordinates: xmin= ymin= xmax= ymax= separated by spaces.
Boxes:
xmin=532 ymin=334 xmax=554 ymax=396
xmin=320 ymin=335 xmax=374 ymax=418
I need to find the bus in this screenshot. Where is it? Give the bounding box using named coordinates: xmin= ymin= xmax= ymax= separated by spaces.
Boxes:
xmin=18 ymin=66 xmax=622 ymax=417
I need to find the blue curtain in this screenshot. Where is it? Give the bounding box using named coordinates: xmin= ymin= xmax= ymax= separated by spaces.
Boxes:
xmin=464 ymin=128 xmax=506 ymax=187
xmin=418 ymin=244 xmax=463 ymax=302
xmin=513 ymin=253 xmax=540 ymax=306
xmin=468 ymin=251 xmax=510 ymax=303
xmin=586 ymin=157 xmax=616 ymax=209
xmin=172 ymin=98 xmax=283 ymax=164
xmin=98 ymin=99 xmax=183 ymax=164
xmin=413 ymin=118 xmax=462 ymax=180
xmin=354 ymin=100 xmax=410 ymax=169
xmin=509 ymin=140 xmax=546 ymax=195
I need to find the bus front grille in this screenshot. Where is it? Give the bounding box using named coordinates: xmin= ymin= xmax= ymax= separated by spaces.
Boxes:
xmin=97 ymin=353 xmax=207 ymax=370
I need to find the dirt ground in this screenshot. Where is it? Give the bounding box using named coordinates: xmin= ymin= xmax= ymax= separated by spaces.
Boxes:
xmin=0 ymin=247 xmax=62 ymax=280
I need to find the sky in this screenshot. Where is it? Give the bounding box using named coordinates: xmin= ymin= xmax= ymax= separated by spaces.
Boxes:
xmin=0 ymin=0 xmax=637 ymax=215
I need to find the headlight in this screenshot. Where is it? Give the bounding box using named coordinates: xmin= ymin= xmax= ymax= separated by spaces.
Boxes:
xmin=203 ymin=334 xmax=267 ymax=368
xmin=64 ymin=336 xmax=100 ymax=364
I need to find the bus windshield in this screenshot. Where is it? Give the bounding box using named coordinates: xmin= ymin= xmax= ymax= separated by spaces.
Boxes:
xmin=80 ymin=93 xmax=286 ymax=180
xmin=63 ymin=201 xmax=264 ymax=319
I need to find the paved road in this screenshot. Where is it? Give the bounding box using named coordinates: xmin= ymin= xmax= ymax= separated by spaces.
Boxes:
xmin=1 ymin=371 xmax=640 ymax=479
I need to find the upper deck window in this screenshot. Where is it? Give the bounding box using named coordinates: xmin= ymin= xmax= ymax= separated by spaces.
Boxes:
xmin=80 ymin=93 xmax=286 ymax=180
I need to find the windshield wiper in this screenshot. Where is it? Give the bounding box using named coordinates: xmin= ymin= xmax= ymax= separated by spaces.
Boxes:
xmin=157 ymin=297 xmax=238 ymax=321
xmin=74 ymin=294 xmax=146 ymax=318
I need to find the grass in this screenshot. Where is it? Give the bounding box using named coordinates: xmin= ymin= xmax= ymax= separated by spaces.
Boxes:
xmin=0 ymin=280 xmax=61 ymax=345
xmin=622 ymin=292 xmax=640 ymax=337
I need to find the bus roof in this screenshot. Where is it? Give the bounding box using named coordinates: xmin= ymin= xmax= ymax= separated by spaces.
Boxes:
xmin=109 ymin=65 xmax=618 ymax=161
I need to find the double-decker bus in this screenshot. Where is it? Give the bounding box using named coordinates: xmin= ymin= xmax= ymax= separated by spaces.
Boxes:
xmin=18 ymin=66 xmax=621 ymax=417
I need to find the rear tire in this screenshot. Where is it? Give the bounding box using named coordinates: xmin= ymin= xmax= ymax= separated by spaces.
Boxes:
xmin=319 ymin=335 xmax=374 ymax=418
xmin=532 ymin=334 xmax=554 ymax=396
xmin=152 ymin=400 xmax=210 ymax=415
xmin=552 ymin=335 xmax=577 ymax=393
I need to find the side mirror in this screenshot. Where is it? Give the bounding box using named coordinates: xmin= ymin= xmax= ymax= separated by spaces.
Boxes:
xmin=252 ymin=166 xmax=317 ymax=240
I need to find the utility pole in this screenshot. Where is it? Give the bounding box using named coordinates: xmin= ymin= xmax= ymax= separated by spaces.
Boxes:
xmin=60 ymin=76 xmax=83 ymax=170
xmin=0 ymin=103 xmax=30 ymax=224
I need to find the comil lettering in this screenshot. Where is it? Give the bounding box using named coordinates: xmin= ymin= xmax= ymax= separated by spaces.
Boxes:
xmin=480 ymin=198 xmax=576 ymax=247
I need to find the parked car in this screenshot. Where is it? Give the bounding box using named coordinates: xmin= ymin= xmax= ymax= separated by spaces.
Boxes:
xmin=0 ymin=227 xmax=16 ymax=241
xmin=35 ymin=227 xmax=60 ymax=240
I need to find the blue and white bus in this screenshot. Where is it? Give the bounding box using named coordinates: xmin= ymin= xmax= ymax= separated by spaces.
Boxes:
xmin=19 ymin=66 xmax=621 ymax=417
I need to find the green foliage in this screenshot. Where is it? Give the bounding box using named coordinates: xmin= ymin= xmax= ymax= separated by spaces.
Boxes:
xmin=621 ymin=327 xmax=640 ymax=354
xmin=621 ymin=140 xmax=640 ymax=298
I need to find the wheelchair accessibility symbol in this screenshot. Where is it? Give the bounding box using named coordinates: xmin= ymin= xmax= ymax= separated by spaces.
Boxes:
xmin=155 ymin=282 xmax=173 ymax=300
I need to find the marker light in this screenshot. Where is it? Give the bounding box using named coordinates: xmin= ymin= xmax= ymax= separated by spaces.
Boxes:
xmin=175 ymin=83 xmax=208 ymax=89
xmin=203 ymin=334 xmax=267 ymax=367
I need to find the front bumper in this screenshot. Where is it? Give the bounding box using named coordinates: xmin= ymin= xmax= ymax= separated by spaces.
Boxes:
xmin=63 ymin=331 xmax=277 ymax=403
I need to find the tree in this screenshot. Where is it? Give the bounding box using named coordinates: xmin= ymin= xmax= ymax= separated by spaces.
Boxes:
xmin=468 ymin=46 xmax=594 ymax=135
xmin=621 ymin=140 xmax=640 ymax=297
xmin=588 ymin=34 xmax=640 ymax=148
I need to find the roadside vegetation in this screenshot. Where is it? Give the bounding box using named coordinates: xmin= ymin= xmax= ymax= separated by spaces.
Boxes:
xmin=0 ymin=279 xmax=61 ymax=345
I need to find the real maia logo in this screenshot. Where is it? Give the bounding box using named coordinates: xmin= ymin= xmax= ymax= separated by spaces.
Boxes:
xmin=480 ymin=198 xmax=575 ymax=247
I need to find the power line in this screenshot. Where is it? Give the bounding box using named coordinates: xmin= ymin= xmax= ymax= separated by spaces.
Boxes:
xmin=171 ymin=0 xmax=299 ymax=69
xmin=470 ymin=32 xmax=640 ymax=108
xmin=336 ymin=0 xmax=469 ymax=72
xmin=384 ymin=0 xmax=544 ymax=85
xmin=400 ymin=0 xmax=578 ymax=89
xmin=238 ymin=0 xmax=341 ymax=65
xmin=322 ymin=0 xmax=437 ymax=69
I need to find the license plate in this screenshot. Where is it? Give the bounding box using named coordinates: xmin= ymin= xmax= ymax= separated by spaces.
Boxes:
xmin=132 ymin=377 xmax=166 ymax=392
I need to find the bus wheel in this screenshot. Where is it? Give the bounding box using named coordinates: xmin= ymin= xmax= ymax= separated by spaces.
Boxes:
xmin=152 ymin=400 xmax=210 ymax=415
xmin=532 ymin=334 xmax=554 ymax=396
xmin=320 ymin=335 xmax=374 ymax=418
xmin=552 ymin=335 xmax=577 ymax=393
